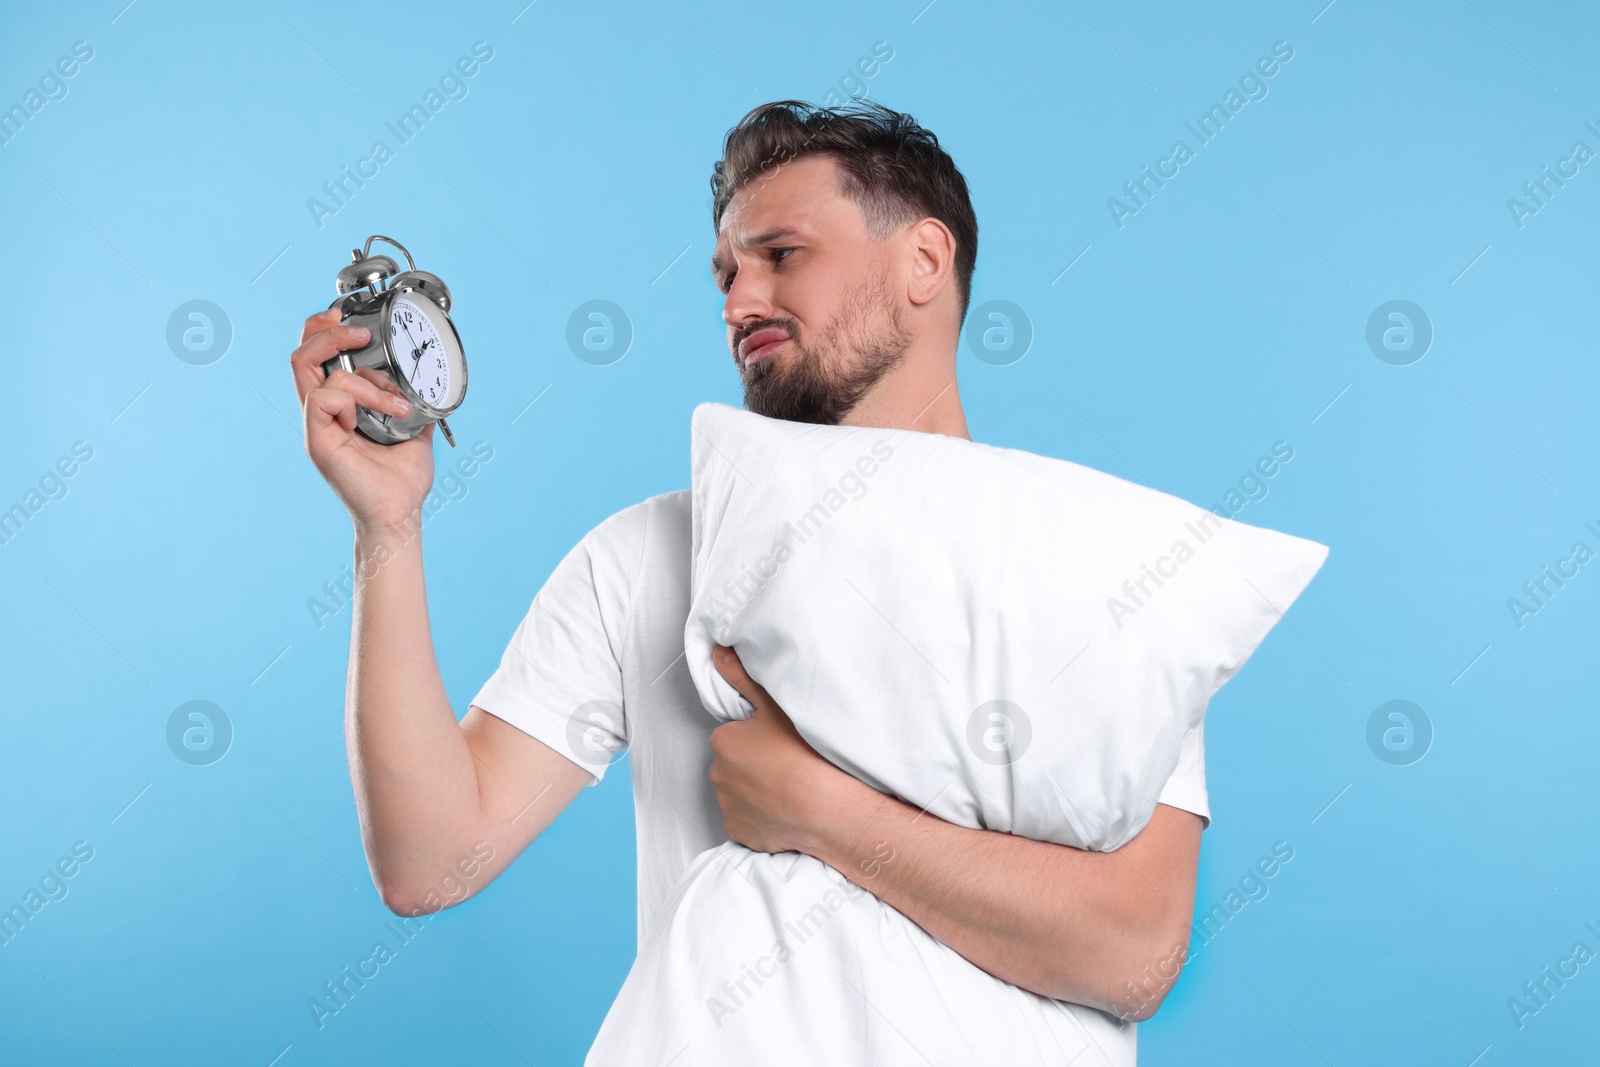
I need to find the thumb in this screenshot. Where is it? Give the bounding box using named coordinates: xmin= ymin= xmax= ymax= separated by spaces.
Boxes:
xmin=712 ymin=644 xmax=772 ymax=713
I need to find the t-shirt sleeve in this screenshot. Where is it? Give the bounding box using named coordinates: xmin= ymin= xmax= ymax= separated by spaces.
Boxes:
xmin=468 ymin=502 xmax=650 ymax=785
xmin=1155 ymin=718 xmax=1210 ymax=828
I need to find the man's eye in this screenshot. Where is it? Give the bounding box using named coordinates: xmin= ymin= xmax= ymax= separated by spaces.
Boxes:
xmin=772 ymin=248 xmax=795 ymax=263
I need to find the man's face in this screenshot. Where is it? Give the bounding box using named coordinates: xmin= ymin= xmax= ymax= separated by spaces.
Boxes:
xmin=711 ymin=155 xmax=911 ymax=425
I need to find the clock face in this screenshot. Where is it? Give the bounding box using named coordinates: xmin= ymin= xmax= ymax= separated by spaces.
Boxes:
xmin=388 ymin=296 xmax=453 ymax=409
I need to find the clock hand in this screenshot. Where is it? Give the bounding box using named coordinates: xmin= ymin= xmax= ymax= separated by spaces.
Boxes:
xmin=397 ymin=320 xmax=425 ymax=382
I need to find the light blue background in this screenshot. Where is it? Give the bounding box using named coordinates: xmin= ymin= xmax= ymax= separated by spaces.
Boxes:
xmin=3 ymin=0 xmax=1596 ymax=1063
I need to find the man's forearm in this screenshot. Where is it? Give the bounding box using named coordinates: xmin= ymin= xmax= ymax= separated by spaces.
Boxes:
xmin=346 ymin=521 xmax=486 ymax=909
xmin=796 ymin=774 xmax=1198 ymax=1020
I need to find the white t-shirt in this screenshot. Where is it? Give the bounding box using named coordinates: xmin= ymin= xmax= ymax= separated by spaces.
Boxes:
xmin=471 ymin=489 xmax=1210 ymax=943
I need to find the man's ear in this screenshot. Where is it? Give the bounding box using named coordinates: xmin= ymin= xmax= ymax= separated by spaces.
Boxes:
xmin=904 ymin=217 xmax=956 ymax=308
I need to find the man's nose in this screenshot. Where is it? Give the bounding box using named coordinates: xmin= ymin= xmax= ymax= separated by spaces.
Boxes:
xmin=721 ymin=271 xmax=773 ymax=328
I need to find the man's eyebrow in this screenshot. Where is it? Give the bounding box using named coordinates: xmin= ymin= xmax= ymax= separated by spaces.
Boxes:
xmin=710 ymin=226 xmax=804 ymax=276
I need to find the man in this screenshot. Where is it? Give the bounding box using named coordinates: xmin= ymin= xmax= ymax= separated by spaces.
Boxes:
xmin=287 ymin=100 xmax=1205 ymax=1042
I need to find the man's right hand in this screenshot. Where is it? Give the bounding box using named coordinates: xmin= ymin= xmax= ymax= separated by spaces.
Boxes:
xmin=290 ymin=307 xmax=435 ymax=532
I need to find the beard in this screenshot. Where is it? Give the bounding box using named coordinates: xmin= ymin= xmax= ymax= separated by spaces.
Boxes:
xmin=736 ymin=272 xmax=912 ymax=426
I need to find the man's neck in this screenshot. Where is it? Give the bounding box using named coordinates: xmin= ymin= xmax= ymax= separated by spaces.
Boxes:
xmin=841 ymin=352 xmax=970 ymax=441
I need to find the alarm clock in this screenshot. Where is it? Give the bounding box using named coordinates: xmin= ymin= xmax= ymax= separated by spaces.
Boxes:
xmin=322 ymin=235 xmax=466 ymax=447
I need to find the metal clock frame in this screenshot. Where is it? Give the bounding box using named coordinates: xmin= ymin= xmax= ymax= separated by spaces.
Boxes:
xmin=325 ymin=235 xmax=468 ymax=448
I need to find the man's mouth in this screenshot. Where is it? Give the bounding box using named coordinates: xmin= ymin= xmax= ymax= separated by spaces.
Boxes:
xmin=738 ymin=328 xmax=790 ymax=368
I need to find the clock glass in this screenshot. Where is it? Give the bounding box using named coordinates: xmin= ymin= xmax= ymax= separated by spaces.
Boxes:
xmin=388 ymin=296 xmax=453 ymax=409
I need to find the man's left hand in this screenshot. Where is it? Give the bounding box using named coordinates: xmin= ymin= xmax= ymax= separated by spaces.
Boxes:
xmin=707 ymin=644 xmax=853 ymax=855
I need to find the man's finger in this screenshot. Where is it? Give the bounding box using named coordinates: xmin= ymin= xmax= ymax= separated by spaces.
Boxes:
xmin=300 ymin=307 xmax=343 ymax=345
xmin=712 ymin=645 xmax=773 ymax=712
xmin=325 ymin=367 xmax=414 ymax=420
xmin=712 ymin=644 xmax=750 ymax=687
xmin=355 ymin=366 xmax=401 ymax=394
xmin=290 ymin=324 xmax=373 ymax=400
xmin=304 ymin=385 xmax=359 ymax=436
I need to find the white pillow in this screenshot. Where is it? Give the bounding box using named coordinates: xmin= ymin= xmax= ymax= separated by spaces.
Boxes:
xmin=684 ymin=401 xmax=1327 ymax=852
xmin=586 ymin=404 xmax=1330 ymax=1065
